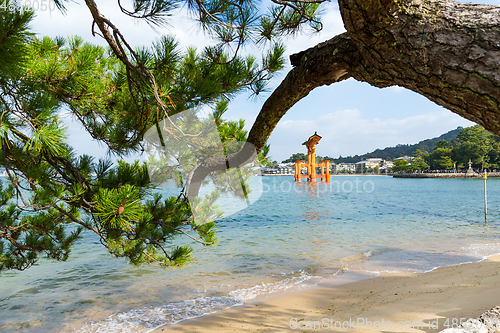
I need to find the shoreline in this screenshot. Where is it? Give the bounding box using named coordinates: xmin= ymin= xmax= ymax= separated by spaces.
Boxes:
xmin=152 ymin=254 xmax=500 ymax=332
xmin=393 ymin=172 xmax=500 ymax=178
xmin=259 ymin=173 xmax=500 ymax=178
xmin=259 ymin=174 xmax=390 ymax=177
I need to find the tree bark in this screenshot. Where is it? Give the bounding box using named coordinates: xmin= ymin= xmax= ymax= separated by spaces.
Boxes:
xmin=184 ymin=34 xmax=358 ymax=197
xmin=188 ymin=0 xmax=500 ymax=197
xmin=247 ymin=0 xmax=500 ymax=152
xmin=246 ymin=33 xmax=358 ymax=152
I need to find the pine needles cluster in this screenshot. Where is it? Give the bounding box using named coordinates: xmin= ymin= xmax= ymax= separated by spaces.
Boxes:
xmin=0 ymin=0 xmax=325 ymax=272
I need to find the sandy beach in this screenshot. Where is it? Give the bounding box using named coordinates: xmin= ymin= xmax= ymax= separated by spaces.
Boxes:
xmin=153 ymin=255 xmax=500 ymax=333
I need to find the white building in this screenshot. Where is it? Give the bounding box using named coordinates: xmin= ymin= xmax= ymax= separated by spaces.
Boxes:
xmin=380 ymin=160 xmax=394 ymax=171
xmin=354 ymin=158 xmax=395 ymax=172
xmin=355 ymin=158 xmax=384 ymax=172
xmin=394 ymin=156 xmax=414 ymax=162
xmin=333 ymin=163 xmax=356 ymax=173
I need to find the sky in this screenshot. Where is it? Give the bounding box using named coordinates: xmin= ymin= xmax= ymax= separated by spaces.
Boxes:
xmin=28 ymin=0 xmax=499 ymax=163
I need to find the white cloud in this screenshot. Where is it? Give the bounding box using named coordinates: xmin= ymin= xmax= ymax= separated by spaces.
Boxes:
xmin=387 ymin=86 xmax=405 ymax=94
xmin=30 ymin=1 xmax=477 ymax=167
xmin=59 ymin=112 xmax=109 ymax=159
xmin=281 ymin=4 xmax=345 ymax=57
xmin=31 ymin=1 xmax=214 ymax=50
xmin=31 ymin=1 xmax=346 ymax=58
xmin=268 ymin=109 xmax=474 ymax=162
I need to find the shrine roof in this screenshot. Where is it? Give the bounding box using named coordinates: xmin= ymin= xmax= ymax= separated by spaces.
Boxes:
xmin=302 ymin=132 xmax=322 ymax=146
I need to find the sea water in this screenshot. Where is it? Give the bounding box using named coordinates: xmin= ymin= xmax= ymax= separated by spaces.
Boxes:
xmin=1 ymin=176 xmax=500 ymax=332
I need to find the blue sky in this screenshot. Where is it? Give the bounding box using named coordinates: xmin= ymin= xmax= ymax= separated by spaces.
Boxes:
xmin=30 ymin=0 xmax=499 ymax=162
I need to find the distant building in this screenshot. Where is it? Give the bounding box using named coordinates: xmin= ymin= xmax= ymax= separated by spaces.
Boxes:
xmin=394 ymin=156 xmax=414 ymax=162
xmin=380 ymin=160 xmax=394 ymax=171
xmin=353 ymin=158 xmax=395 ymax=172
xmin=355 ymin=158 xmax=384 ymax=172
xmin=333 ymin=163 xmax=356 ymax=173
xmin=261 ymin=163 xmax=294 ymax=175
xmin=277 ymin=162 xmax=294 ymax=168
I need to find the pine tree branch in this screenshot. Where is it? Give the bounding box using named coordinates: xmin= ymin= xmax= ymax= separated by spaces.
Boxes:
xmin=0 ymin=230 xmax=43 ymax=252
xmin=52 ymin=204 xmax=102 ymax=236
xmin=174 ymin=228 xmax=214 ymax=245
xmin=85 ymin=0 xmax=145 ymax=78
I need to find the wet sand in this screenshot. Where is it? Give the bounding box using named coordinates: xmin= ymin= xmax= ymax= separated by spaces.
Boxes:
xmin=152 ymin=255 xmax=500 ymax=332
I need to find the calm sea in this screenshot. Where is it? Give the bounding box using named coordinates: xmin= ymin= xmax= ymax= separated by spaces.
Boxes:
xmin=1 ymin=176 xmax=500 ymax=332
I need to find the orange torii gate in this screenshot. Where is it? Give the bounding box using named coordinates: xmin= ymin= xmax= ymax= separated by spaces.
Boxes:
xmin=294 ymin=132 xmax=330 ymax=182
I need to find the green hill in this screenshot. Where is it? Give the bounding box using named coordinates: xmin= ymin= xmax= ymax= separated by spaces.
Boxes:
xmin=327 ymin=127 xmax=464 ymax=163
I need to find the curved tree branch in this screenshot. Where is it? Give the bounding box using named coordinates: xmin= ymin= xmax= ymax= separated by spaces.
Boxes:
xmin=186 ymin=33 xmax=358 ymax=196
xmin=247 ymin=0 xmax=500 ymax=153
xmin=247 ymin=33 xmax=359 ymax=152
xmin=337 ymin=0 xmax=500 ymax=134
xmin=186 ymin=0 xmax=500 ymax=197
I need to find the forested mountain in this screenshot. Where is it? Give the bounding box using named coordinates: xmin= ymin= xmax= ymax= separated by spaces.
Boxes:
xmin=328 ymin=127 xmax=464 ymax=163
xmin=282 ymin=126 xmax=500 ymax=171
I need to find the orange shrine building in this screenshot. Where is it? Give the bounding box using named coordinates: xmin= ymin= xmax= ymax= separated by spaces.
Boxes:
xmin=294 ymin=132 xmax=331 ymax=182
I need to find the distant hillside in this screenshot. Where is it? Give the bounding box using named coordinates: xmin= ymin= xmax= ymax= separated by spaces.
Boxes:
xmin=330 ymin=127 xmax=464 ymax=163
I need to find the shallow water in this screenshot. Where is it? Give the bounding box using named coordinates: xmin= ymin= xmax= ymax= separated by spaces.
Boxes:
xmin=1 ymin=176 xmax=499 ymax=332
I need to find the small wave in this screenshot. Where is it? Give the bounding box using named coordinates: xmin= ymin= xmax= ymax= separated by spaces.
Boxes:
xmin=76 ymin=296 xmax=241 ymax=333
xmin=363 ymin=250 xmax=373 ymax=257
xmin=229 ymin=270 xmax=318 ymax=302
xmin=460 ymin=242 xmax=500 ymax=259
xmin=338 ymin=247 xmax=395 ymax=263
xmin=76 ymin=271 xmax=318 ymax=333
xmin=339 ymin=242 xmax=500 ymax=277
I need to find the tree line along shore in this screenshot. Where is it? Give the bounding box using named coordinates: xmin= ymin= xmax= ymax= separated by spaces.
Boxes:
xmin=272 ymin=126 xmax=500 ymax=175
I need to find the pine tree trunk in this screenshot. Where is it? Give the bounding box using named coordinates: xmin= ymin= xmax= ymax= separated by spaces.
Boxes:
xmin=247 ymin=0 xmax=500 ymax=152
xmin=189 ymin=0 xmax=500 ymax=196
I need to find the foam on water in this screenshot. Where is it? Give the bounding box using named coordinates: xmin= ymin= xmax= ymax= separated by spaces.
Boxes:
xmin=76 ymin=271 xmax=319 ymax=333
xmin=2 ymin=176 xmax=500 ymax=333
xmin=75 ymin=242 xmax=500 ymax=333
xmin=339 ymin=241 xmax=500 ymax=275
